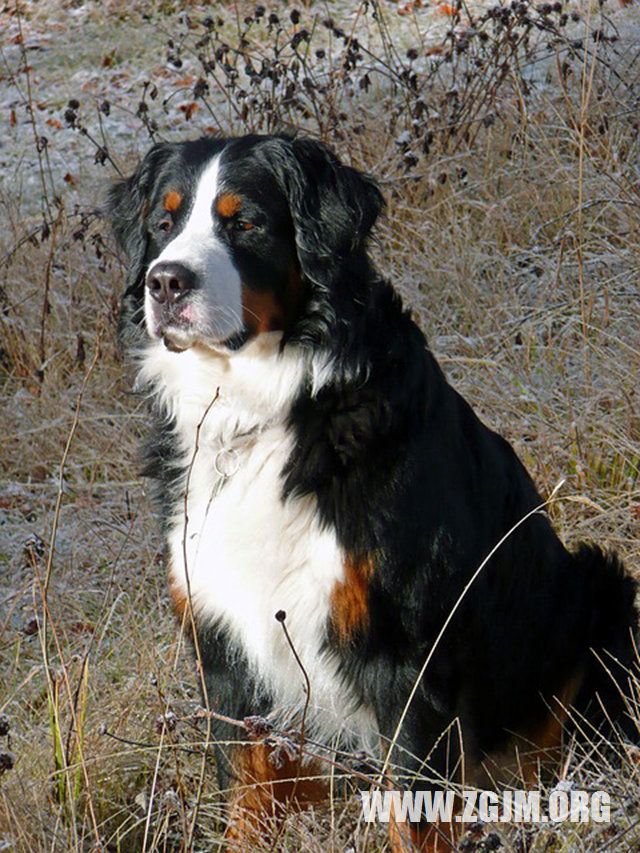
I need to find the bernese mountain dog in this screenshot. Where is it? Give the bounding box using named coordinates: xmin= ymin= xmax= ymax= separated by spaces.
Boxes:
xmin=108 ymin=134 xmax=638 ymax=851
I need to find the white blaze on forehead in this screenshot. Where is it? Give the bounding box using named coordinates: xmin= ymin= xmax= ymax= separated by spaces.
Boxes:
xmin=155 ymin=154 xmax=224 ymax=260
xmin=181 ymin=155 xmax=223 ymax=235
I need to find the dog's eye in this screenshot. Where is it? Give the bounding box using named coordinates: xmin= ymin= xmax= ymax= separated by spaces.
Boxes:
xmin=235 ymin=220 xmax=255 ymax=232
xmin=158 ymin=216 xmax=173 ymax=233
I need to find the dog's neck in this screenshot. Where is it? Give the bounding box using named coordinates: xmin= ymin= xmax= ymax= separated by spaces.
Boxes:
xmin=135 ymin=333 xmax=329 ymax=441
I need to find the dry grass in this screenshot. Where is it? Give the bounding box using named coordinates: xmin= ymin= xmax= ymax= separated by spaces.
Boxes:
xmin=2 ymin=1 xmax=640 ymax=850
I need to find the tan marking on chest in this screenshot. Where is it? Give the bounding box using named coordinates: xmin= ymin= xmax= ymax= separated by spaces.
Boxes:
xmin=330 ymin=554 xmax=375 ymax=645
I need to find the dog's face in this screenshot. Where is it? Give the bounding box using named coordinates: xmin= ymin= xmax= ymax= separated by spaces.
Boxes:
xmin=137 ymin=139 xmax=302 ymax=352
xmin=108 ymin=135 xmax=385 ymax=353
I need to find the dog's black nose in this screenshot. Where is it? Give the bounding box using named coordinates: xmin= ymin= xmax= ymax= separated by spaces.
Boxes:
xmin=146 ymin=262 xmax=196 ymax=304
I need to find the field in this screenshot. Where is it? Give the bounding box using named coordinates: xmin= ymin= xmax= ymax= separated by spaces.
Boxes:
xmin=2 ymin=0 xmax=640 ymax=850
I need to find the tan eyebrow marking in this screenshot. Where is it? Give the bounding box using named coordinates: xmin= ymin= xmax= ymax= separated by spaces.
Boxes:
xmin=216 ymin=192 xmax=242 ymax=218
xmin=163 ymin=190 xmax=183 ymax=212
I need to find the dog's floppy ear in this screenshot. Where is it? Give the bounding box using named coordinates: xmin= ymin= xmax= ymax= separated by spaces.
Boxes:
xmin=260 ymin=137 xmax=385 ymax=289
xmin=107 ymin=143 xmax=173 ymax=292
xmin=107 ymin=143 xmax=174 ymax=349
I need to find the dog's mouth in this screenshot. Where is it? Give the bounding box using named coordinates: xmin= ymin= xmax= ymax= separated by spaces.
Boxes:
xmin=150 ymin=303 xmax=195 ymax=351
xmin=152 ymin=308 xmax=250 ymax=354
xmin=161 ymin=332 xmax=188 ymax=353
xmin=160 ymin=327 xmax=250 ymax=353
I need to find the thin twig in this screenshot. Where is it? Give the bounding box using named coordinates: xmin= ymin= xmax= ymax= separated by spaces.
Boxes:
xmin=180 ymin=389 xmax=220 ymax=851
xmin=269 ymin=610 xmax=312 ymax=851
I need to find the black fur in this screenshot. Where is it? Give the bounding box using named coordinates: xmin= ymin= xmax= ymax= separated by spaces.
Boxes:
xmin=109 ymin=134 xmax=638 ymax=807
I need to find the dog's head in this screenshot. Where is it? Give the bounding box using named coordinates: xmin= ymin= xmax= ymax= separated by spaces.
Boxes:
xmin=108 ymin=135 xmax=384 ymax=353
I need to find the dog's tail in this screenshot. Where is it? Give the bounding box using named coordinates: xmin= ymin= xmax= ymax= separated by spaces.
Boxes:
xmin=569 ymin=544 xmax=639 ymax=744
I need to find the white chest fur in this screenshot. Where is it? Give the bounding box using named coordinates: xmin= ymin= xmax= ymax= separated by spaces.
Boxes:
xmin=139 ymin=335 xmax=377 ymax=746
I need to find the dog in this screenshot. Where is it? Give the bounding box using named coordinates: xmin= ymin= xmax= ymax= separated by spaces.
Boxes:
xmin=108 ymin=134 xmax=638 ymax=850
